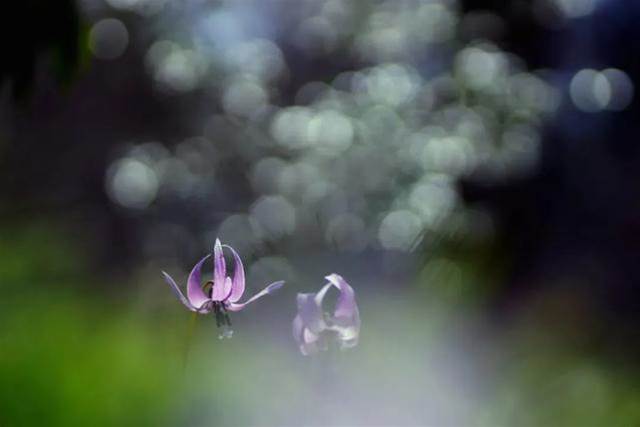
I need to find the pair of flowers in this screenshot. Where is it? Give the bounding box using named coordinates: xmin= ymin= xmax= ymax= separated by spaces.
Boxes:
xmin=162 ymin=239 xmax=360 ymax=355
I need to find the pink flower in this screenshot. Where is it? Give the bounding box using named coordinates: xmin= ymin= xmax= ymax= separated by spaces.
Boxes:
xmin=293 ymin=274 xmax=360 ymax=355
xmin=162 ymin=239 xmax=284 ymax=334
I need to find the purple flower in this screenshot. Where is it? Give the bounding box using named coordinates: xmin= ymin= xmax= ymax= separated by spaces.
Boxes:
xmin=162 ymin=238 xmax=284 ymax=335
xmin=293 ymin=274 xmax=360 ymax=355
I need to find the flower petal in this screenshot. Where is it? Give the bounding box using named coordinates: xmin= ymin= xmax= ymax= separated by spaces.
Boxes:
xmin=301 ymin=330 xmax=323 ymax=355
xmin=187 ymin=254 xmax=212 ymax=309
xmin=213 ymin=238 xmax=226 ymax=288
xmin=161 ymin=271 xmax=196 ymax=312
xmin=211 ymin=275 xmax=233 ymax=301
xmin=292 ymin=315 xmax=322 ymax=356
xmin=325 ymin=273 xmax=358 ymax=320
xmin=296 ymin=284 xmax=332 ymax=335
xmin=325 ymin=273 xmax=360 ymax=346
xmin=226 ymin=280 xmax=284 ymax=312
xmin=292 ymin=314 xmax=305 ymax=345
xmin=213 ymin=276 xmax=232 ymax=301
xmin=222 ymin=244 xmax=245 ymax=302
xmin=328 ymin=316 xmax=360 ymax=349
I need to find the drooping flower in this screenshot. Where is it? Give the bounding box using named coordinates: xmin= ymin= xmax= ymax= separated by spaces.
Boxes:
xmin=162 ymin=238 xmax=284 ymax=337
xmin=293 ymin=273 xmax=360 ymax=355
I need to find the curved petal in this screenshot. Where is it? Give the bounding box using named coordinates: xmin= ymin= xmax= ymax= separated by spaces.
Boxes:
xmin=213 ymin=239 xmax=226 ymax=289
xmin=212 ymin=276 xmax=233 ymax=302
xmin=161 ymin=271 xmax=196 ymax=312
xmin=325 ymin=273 xmax=360 ymax=346
xmin=187 ymin=255 xmax=211 ymax=309
xmin=325 ymin=273 xmax=358 ymax=319
xmin=296 ymin=284 xmax=332 ymax=335
xmin=222 ymin=244 xmax=245 ymax=302
xmin=226 ymin=281 xmax=285 ymax=312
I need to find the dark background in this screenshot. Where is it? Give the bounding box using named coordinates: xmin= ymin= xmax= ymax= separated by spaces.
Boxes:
xmin=1 ymin=0 xmax=639 ymax=425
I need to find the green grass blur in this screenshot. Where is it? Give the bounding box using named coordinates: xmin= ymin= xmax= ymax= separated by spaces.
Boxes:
xmin=2 ymin=222 xmax=640 ymax=426
xmin=0 ymin=223 xmax=183 ymax=426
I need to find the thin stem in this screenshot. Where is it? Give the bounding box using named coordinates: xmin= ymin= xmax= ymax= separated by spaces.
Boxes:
xmin=182 ymin=311 xmax=198 ymax=374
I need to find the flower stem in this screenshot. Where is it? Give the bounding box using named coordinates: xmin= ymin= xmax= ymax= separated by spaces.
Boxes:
xmin=182 ymin=311 xmax=198 ymax=373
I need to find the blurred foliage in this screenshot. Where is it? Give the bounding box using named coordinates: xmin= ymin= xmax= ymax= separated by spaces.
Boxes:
xmin=0 ymin=299 xmax=183 ymax=426
xmin=2 ymin=222 xmax=639 ymax=425
xmin=0 ymin=223 xmax=182 ymax=425
xmin=0 ymin=222 xmax=85 ymax=287
xmin=481 ymin=331 xmax=640 ymax=426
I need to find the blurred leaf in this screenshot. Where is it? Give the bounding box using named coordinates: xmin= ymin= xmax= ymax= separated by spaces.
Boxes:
xmin=0 ymin=222 xmax=86 ymax=290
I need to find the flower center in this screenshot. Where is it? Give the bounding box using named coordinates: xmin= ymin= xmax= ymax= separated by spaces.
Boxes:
xmin=202 ymin=280 xmax=214 ymax=298
xmin=202 ymin=281 xmax=232 ymax=337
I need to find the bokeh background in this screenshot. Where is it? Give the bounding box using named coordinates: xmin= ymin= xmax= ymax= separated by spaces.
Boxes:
xmin=2 ymin=0 xmax=640 ymax=425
